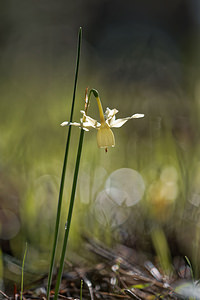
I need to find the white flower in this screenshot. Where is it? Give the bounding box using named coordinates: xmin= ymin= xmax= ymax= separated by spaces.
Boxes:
xmin=104 ymin=107 xmax=144 ymax=128
xmin=61 ymin=96 xmax=144 ymax=151
xmin=61 ymin=110 xmax=101 ymax=132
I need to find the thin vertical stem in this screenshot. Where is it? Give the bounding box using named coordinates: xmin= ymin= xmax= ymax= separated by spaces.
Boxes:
xmin=46 ymin=27 xmax=82 ymax=300
xmin=20 ymin=243 xmax=28 ymax=300
xmin=54 ymin=129 xmax=85 ymax=300
xmin=80 ymin=279 xmax=83 ymax=300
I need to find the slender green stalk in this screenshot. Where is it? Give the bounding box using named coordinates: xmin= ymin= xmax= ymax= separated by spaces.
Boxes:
xmin=54 ymin=129 xmax=85 ymax=300
xmin=80 ymin=279 xmax=83 ymax=300
xmin=46 ymin=27 xmax=82 ymax=300
xmin=20 ymin=243 xmax=28 ymax=300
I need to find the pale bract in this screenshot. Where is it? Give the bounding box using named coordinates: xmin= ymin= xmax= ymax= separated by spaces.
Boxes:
xmin=61 ymin=107 xmax=144 ymax=149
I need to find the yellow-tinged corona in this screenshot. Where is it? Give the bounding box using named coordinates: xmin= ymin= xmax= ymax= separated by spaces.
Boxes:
xmin=97 ymin=123 xmax=115 ymax=149
xmin=61 ymin=90 xmax=144 ymax=151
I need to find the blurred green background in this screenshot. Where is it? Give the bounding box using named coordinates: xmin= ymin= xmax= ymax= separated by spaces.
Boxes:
xmin=1 ymin=0 xmax=200 ymax=292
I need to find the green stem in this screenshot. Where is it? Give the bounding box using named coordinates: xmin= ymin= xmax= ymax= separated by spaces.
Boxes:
xmin=46 ymin=27 xmax=82 ymax=300
xmin=20 ymin=243 xmax=28 ymax=300
xmin=80 ymin=279 xmax=83 ymax=300
xmin=54 ymin=129 xmax=85 ymax=299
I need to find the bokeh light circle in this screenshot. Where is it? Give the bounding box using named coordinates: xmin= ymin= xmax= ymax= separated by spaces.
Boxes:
xmin=93 ymin=188 xmax=130 ymax=228
xmin=0 ymin=209 xmax=20 ymax=239
xmin=105 ymin=168 xmax=145 ymax=206
xmin=93 ymin=168 xmax=145 ymax=228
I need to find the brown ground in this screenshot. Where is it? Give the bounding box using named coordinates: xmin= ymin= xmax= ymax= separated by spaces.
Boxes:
xmin=1 ymin=238 xmax=191 ymax=300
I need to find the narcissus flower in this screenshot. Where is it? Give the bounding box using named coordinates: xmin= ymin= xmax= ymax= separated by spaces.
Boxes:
xmin=61 ymin=93 xmax=144 ymax=151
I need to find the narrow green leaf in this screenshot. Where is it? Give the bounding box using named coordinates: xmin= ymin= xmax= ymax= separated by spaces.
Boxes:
xmin=46 ymin=27 xmax=82 ymax=300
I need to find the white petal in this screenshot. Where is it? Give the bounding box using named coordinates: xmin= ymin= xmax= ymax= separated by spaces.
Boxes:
xmin=82 ymin=127 xmax=89 ymax=131
xmin=82 ymin=116 xmax=101 ymax=128
xmin=80 ymin=110 xmax=100 ymax=128
xmin=110 ymin=118 xmax=129 ymax=128
xmin=61 ymin=121 xmax=69 ymax=126
xmin=131 ymin=113 xmax=145 ymax=118
xmin=107 ymin=115 xmax=116 ymax=126
xmin=61 ymin=121 xmax=81 ymax=127
xmin=110 ymin=113 xmax=144 ymax=128
xmin=81 ymin=121 xmax=95 ymax=128
xmin=105 ymin=107 xmax=118 ymax=120
xmin=86 ymin=117 xmax=99 ymax=127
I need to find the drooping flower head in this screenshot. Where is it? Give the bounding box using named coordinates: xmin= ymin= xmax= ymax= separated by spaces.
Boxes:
xmin=61 ymin=89 xmax=144 ymax=152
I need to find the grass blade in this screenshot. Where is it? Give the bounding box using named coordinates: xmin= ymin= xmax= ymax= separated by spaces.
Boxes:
xmin=46 ymin=27 xmax=82 ymax=299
